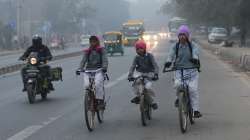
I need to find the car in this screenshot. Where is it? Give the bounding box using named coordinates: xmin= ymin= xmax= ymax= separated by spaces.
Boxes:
xmin=142 ymin=31 xmax=160 ymax=48
xmin=158 ymin=32 xmax=168 ymax=39
xmin=208 ymin=28 xmax=228 ymax=43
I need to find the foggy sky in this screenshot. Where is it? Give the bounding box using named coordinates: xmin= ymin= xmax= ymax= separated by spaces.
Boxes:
xmin=128 ymin=0 xmax=168 ymax=30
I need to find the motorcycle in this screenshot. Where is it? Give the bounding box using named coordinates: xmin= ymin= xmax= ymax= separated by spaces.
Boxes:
xmin=22 ymin=52 xmax=62 ymax=104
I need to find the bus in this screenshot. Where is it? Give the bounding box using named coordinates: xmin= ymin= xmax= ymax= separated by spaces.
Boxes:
xmin=122 ymin=20 xmax=145 ymax=46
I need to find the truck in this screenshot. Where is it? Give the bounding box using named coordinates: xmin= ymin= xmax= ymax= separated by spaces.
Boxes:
xmin=121 ymin=20 xmax=145 ymax=46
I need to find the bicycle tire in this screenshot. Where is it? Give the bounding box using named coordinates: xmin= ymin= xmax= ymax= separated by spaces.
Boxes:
xmin=84 ymin=93 xmax=95 ymax=132
xmin=140 ymin=95 xmax=148 ymax=126
xmin=178 ymin=91 xmax=188 ymax=133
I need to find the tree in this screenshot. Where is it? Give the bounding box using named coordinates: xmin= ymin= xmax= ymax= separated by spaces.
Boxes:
xmin=161 ymin=0 xmax=249 ymax=27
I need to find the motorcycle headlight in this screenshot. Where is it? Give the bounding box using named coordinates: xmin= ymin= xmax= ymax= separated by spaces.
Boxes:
xmin=30 ymin=57 xmax=37 ymax=65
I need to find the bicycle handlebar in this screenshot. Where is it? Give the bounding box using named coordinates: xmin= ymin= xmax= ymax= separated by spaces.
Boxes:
xmin=128 ymin=75 xmax=153 ymax=82
xmin=76 ymin=68 xmax=109 ymax=81
xmin=163 ymin=66 xmax=199 ymax=73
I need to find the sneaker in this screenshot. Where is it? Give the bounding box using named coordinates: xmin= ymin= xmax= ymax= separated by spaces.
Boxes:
xmin=175 ymin=99 xmax=179 ymax=107
xmin=151 ymin=103 xmax=158 ymax=110
xmin=194 ymin=111 xmax=202 ymax=118
xmin=131 ymin=96 xmax=140 ymax=104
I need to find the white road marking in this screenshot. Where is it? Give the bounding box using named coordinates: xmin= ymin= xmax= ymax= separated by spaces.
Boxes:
xmin=106 ymin=72 xmax=128 ymax=88
xmin=7 ymin=116 xmax=61 ymax=140
xmin=6 ymin=72 xmax=129 ymax=140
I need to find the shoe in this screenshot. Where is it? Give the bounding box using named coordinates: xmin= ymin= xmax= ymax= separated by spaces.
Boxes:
xmin=131 ymin=96 xmax=140 ymax=104
xmin=175 ymin=99 xmax=179 ymax=107
xmin=151 ymin=103 xmax=158 ymax=110
xmin=194 ymin=111 xmax=202 ymax=118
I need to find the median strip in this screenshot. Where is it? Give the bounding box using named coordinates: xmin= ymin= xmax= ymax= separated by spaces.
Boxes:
xmin=0 ymin=51 xmax=83 ymax=76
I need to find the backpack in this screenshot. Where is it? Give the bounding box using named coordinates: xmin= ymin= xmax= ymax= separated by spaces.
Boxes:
xmin=175 ymin=42 xmax=201 ymax=72
xmin=135 ymin=53 xmax=154 ymax=71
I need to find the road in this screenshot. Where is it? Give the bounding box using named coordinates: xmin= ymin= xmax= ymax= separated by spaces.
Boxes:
xmin=1 ymin=40 xmax=250 ymax=140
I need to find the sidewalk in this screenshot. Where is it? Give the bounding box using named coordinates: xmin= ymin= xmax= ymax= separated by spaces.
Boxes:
xmin=198 ymin=39 xmax=250 ymax=71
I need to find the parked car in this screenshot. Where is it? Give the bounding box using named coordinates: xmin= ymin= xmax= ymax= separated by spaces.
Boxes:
xmin=208 ymin=28 xmax=228 ymax=43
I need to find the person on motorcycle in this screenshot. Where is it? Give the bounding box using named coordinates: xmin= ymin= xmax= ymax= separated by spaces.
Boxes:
xmin=164 ymin=25 xmax=202 ymax=118
xmin=78 ymin=35 xmax=108 ymax=109
xmin=128 ymin=40 xmax=159 ymax=110
xmin=19 ymin=35 xmax=53 ymax=91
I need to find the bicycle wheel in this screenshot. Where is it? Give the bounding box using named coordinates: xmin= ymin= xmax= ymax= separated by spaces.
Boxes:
xmin=140 ymin=95 xmax=148 ymax=126
xmin=84 ymin=93 xmax=95 ymax=132
xmin=178 ymin=91 xmax=188 ymax=133
xmin=145 ymin=94 xmax=152 ymax=120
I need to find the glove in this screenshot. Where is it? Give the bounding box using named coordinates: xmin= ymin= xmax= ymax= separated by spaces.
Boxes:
xmin=128 ymin=77 xmax=135 ymax=82
xmin=102 ymin=68 xmax=107 ymax=73
xmin=18 ymin=57 xmax=25 ymax=61
xmin=164 ymin=62 xmax=172 ymax=68
xmin=128 ymin=76 xmax=134 ymax=82
xmin=190 ymin=58 xmax=199 ymax=65
xmin=152 ymin=73 xmax=159 ymax=81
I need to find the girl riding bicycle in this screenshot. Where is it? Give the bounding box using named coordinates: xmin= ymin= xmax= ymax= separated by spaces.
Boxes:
xmin=128 ymin=40 xmax=159 ymax=110
xmin=164 ymin=25 xmax=202 ymax=118
xmin=78 ymin=36 xmax=108 ymax=109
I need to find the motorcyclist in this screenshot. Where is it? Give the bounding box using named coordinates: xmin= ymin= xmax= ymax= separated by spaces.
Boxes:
xmin=77 ymin=35 xmax=108 ymax=109
xmin=164 ymin=25 xmax=202 ymax=118
xmin=128 ymin=40 xmax=159 ymax=110
xmin=19 ymin=35 xmax=53 ymax=91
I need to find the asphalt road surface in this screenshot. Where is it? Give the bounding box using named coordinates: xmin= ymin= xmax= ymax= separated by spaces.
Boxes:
xmin=1 ymin=40 xmax=250 ymax=140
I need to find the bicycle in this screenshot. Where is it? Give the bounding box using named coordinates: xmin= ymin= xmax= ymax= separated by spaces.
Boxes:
xmin=163 ymin=66 xmax=199 ymax=133
xmin=76 ymin=68 xmax=109 ymax=132
xmin=129 ymin=74 xmax=155 ymax=126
